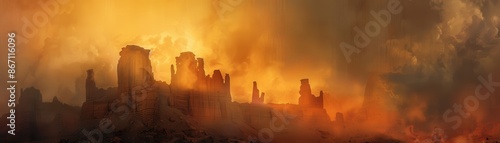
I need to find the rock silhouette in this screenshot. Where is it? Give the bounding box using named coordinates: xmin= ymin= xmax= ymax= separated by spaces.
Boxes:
xmin=1 ymin=45 xmax=342 ymax=143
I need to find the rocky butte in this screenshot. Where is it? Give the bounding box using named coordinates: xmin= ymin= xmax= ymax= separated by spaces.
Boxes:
xmin=1 ymin=45 xmax=338 ymax=142
xmin=0 ymin=87 xmax=81 ymax=142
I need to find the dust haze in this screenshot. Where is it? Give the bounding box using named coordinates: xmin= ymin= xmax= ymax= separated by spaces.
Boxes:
xmin=0 ymin=0 xmax=499 ymax=139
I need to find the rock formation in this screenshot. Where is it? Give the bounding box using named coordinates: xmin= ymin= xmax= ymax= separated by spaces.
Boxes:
xmin=81 ymin=45 xmax=159 ymax=126
xmin=17 ymin=87 xmax=42 ymax=140
xmin=0 ymin=87 xmax=80 ymax=142
xmin=170 ymin=52 xmax=232 ymax=122
xmin=117 ymin=45 xmax=155 ymax=93
xmin=117 ymin=45 xmax=159 ymax=126
xmin=1 ymin=46 xmax=337 ymax=143
xmin=251 ymin=81 xmax=265 ymax=104
xmin=298 ymin=79 xmax=324 ymax=108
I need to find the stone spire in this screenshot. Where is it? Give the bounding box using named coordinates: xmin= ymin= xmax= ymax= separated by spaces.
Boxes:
xmin=252 ymin=81 xmax=264 ymax=103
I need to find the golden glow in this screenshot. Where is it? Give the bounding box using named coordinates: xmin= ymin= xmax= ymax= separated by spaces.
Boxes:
xmin=0 ymin=0 xmax=382 ymax=121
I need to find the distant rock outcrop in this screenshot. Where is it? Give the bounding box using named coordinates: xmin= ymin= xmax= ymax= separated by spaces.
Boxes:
xmin=170 ymin=52 xmax=232 ymax=122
